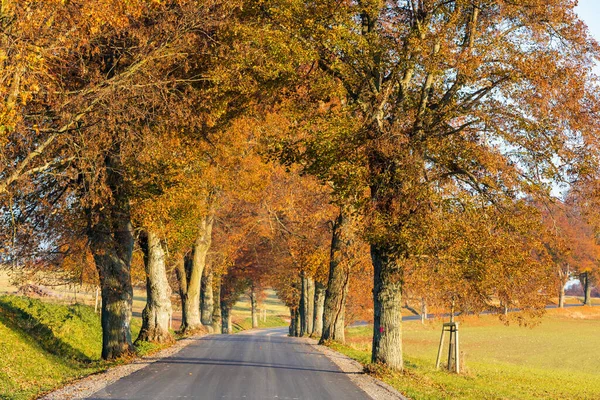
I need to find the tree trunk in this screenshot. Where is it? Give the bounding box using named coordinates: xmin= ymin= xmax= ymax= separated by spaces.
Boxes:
xmin=558 ymin=265 xmax=569 ymax=309
xmin=201 ymin=268 xmax=214 ymax=326
xmin=299 ymin=276 xmax=306 ymax=336
xmin=421 ymin=298 xmax=428 ymax=324
xmin=371 ymin=244 xmax=403 ymax=370
xmin=289 ymin=308 xmax=295 ymax=336
xmin=221 ymin=305 xmax=232 ymax=334
xmin=581 ymin=272 xmax=592 ymax=306
xmin=313 ymin=281 xmax=326 ymax=337
xmin=136 ymin=230 xmax=173 ymax=343
xmin=293 ymin=307 xmax=301 ymax=337
xmin=558 ymin=285 xmax=565 ymax=308
xmin=86 ymin=151 xmax=134 ymax=360
xmin=305 ymin=276 xmax=315 ymax=335
xmin=299 ymin=273 xmax=315 ymax=336
xmin=175 ymin=214 xmax=214 ymax=333
xmin=212 ymin=276 xmax=221 ymax=333
xmin=320 ymin=212 xmax=350 ymax=344
xmin=250 ymin=286 xmax=259 ymax=328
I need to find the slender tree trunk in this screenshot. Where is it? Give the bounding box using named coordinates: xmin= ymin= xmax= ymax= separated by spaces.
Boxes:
xmin=320 ymin=212 xmax=350 ymax=344
xmin=558 ymin=285 xmax=565 ymax=308
xmin=299 ymin=275 xmax=307 ymax=336
xmin=313 ymin=281 xmax=326 ymax=337
xmin=136 ymin=230 xmax=173 ymax=343
xmin=201 ymin=269 xmax=214 ymax=326
xmin=289 ymin=308 xmax=296 ymax=336
xmin=212 ymin=277 xmax=221 ymax=333
xmin=86 ymin=151 xmax=134 ymax=360
xmin=176 ymin=214 xmax=214 ymax=333
xmin=558 ymin=265 xmax=569 ymax=309
xmin=175 ymin=255 xmax=191 ymax=331
xmin=94 ymin=286 xmax=100 ymax=313
xmin=293 ymin=307 xmax=301 ymax=337
xmin=371 ymin=244 xmax=403 ymax=370
xmin=581 ymin=272 xmax=592 ymax=306
xmin=305 ymin=276 xmax=315 ymax=335
xmin=250 ymin=285 xmax=259 ymax=328
xmin=421 ymin=298 xmax=428 ymax=324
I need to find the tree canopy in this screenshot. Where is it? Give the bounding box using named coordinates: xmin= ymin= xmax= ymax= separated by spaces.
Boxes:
xmin=2 ymin=0 xmax=600 ymax=370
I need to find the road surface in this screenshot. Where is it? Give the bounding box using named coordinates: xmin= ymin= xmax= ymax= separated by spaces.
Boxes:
xmin=88 ymin=328 xmax=370 ymax=400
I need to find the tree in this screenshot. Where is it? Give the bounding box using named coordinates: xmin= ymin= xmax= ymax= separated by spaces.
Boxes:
xmin=2 ymin=0 xmax=254 ymax=358
xmin=560 ymin=197 xmax=600 ymax=306
xmin=255 ymin=0 xmax=600 ymax=369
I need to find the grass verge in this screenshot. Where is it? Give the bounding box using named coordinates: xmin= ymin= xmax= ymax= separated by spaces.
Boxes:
xmin=329 ymin=308 xmax=600 ymax=400
xmin=0 ymin=295 xmax=164 ymax=400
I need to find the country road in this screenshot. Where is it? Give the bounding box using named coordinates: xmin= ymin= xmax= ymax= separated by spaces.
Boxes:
xmin=88 ymin=328 xmax=370 ymax=400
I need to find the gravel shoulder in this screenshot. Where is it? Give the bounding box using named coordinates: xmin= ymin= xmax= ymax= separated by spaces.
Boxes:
xmin=38 ymin=336 xmax=201 ymax=400
xmin=303 ymin=337 xmax=408 ymax=400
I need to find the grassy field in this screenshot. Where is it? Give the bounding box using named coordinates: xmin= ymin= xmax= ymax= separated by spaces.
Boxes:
xmin=331 ymin=307 xmax=600 ymax=400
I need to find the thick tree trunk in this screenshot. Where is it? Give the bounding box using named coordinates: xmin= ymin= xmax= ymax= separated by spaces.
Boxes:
xmin=221 ymin=306 xmax=232 ymax=334
xmin=250 ymin=286 xmax=259 ymax=328
xmin=136 ymin=230 xmax=173 ymax=344
xmin=201 ymin=269 xmax=214 ymax=326
xmin=313 ymin=281 xmax=326 ymax=337
xmin=93 ymin=246 xmax=134 ymax=360
xmin=320 ymin=212 xmax=350 ymax=344
xmin=371 ymin=245 xmax=403 ymax=370
xmin=175 ymin=214 xmax=214 ymax=333
xmin=299 ymin=274 xmax=315 ymax=336
xmin=87 ymin=152 xmax=134 ymax=360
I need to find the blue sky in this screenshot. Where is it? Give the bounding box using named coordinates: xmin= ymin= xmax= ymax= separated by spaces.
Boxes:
xmin=576 ymin=0 xmax=600 ymax=50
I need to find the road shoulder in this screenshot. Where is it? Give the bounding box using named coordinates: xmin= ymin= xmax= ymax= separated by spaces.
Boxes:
xmin=304 ymin=337 xmax=408 ymax=400
xmin=38 ymin=336 xmax=201 ymax=400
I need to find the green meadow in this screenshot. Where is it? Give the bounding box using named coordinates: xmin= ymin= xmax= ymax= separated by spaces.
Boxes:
xmin=330 ymin=307 xmax=600 ymax=400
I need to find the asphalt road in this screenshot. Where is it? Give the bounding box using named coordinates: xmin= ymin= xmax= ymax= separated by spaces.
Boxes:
xmin=88 ymin=328 xmax=370 ymax=400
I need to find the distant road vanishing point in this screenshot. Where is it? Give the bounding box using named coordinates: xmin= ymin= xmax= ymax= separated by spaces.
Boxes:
xmin=88 ymin=328 xmax=370 ymax=400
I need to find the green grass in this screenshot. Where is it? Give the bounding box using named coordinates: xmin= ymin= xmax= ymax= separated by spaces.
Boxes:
xmin=231 ymin=289 xmax=289 ymax=319
xmin=232 ymin=315 xmax=289 ymax=333
xmin=331 ymin=309 xmax=600 ymax=400
xmin=0 ymin=287 xmax=288 ymax=399
xmin=230 ymin=289 xmax=289 ymax=333
xmin=0 ymin=295 xmax=148 ymax=400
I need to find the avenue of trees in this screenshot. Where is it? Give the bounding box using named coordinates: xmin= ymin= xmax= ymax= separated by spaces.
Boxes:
xmin=2 ymin=0 xmax=600 ymax=371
